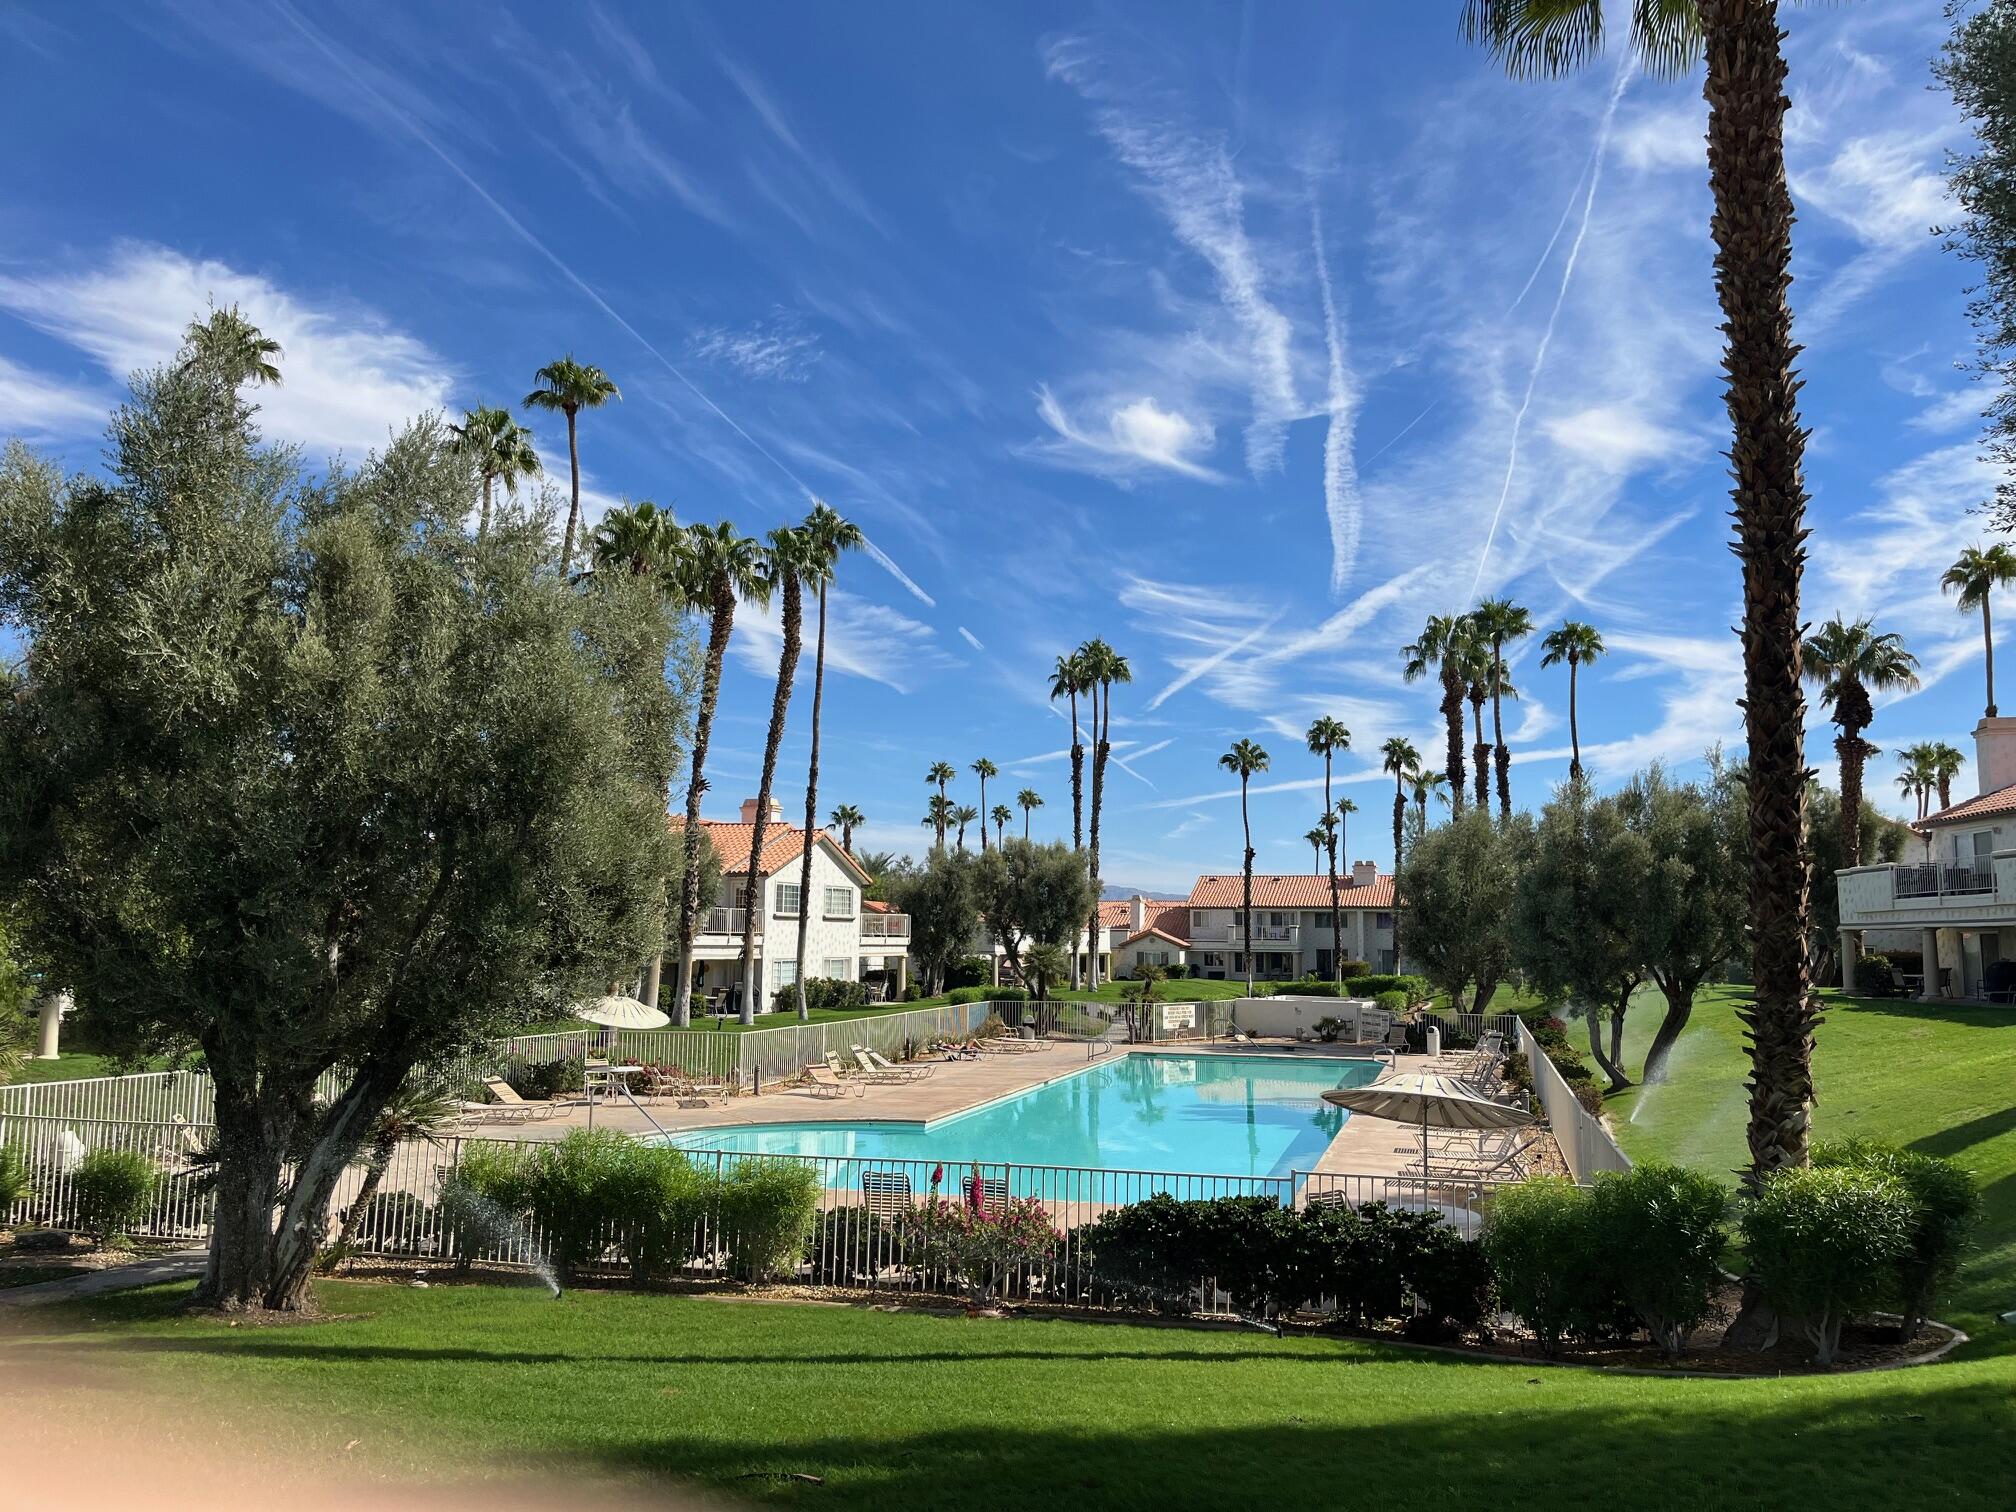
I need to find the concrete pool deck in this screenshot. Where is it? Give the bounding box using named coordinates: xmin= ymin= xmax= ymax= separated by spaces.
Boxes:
xmin=455 ymin=1039 xmax=1558 ymax=1180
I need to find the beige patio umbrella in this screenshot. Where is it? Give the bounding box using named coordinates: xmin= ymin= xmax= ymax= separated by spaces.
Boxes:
xmin=1321 ymin=1070 xmax=1533 ymax=1175
xmin=571 ymin=994 xmax=670 ymax=1030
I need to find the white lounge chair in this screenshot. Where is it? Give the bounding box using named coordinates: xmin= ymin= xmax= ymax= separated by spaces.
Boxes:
xmin=800 ymin=1064 xmax=864 ymax=1099
xmin=855 ymin=1046 xmax=932 ymax=1080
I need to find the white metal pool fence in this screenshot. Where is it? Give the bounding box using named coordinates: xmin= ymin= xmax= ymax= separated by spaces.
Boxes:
xmin=0 ymin=1111 xmax=1511 ymax=1308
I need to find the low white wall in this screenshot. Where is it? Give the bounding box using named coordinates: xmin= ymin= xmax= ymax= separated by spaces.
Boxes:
xmin=1228 ymin=995 xmax=1378 ymax=1038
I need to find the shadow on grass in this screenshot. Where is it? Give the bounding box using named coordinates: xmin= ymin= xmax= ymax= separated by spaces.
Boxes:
xmin=1911 ymin=1104 xmax=2016 ymax=1160
xmin=1822 ymin=994 xmax=2016 ymax=1032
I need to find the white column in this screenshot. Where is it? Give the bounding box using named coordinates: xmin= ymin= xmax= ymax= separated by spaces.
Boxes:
xmin=1838 ymin=931 xmax=1859 ymax=993
xmin=34 ymin=990 xmax=70 ymax=1060
xmin=1922 ymin=928 xmax=1941 ymax=1001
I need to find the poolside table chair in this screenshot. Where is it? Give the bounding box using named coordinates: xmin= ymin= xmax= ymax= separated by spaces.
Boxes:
xmin=861 ymin=1169 xmax=915 ymax=1217
xmin=800 ymin=1063 xmax=864 ymax=1099
xmin=855 ymin=1046 xmax=932 ymax=1080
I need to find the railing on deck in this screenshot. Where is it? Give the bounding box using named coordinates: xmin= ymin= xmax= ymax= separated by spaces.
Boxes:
xmin=1890 ymin=862 xmax=1995 ymax=900
xmin=0 ymin=1069 xmax=215 ymax=1124
xmin=859 ymin=913 xmax=912 ymax=940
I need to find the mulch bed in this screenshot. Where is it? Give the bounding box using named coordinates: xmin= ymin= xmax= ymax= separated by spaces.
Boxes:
xmin=0 ymin=1228 xmax=185 ymax=1282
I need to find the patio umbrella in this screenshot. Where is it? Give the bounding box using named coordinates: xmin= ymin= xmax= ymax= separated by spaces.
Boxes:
xmin=1320 ymin=1070 xmax=1533 ymax=1175
xmin=571 ymin=994 xmax=670 ymax=1030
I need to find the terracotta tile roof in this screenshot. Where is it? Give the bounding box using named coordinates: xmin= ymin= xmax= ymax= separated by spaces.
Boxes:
xmin=1916 ymin=783 xmax=2016 ymax=829
xmin=1186 ymin=873 xmax=1395 ymax=908
xmin=668 ymin=817 xmax=873 ymax=883
xmin=1120 ymin=925 xmax=1190 ymax=949
xmin=1097 ymin=899 xmax=1192 ymax=943
xmin=1097 ymin=899 xmax=1134 ymax=928
xmin=863 ymin=898 xmax=893 ymax=913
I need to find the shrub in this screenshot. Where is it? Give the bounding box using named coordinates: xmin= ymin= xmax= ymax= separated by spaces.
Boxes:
xmin=976 ymin=1011 xmax=1009 ymax=1040
xmin=1274 ymin=981 xmax=1345 ymax=998
xmin=897 ymin=1196 xmax=1058 ymax=1304
xmin=1741 ymin=1165 xmax=1916 ymax=1364
xmin=1344 ymin=973 xmax=1431 ymax=1004
xmin=1313 ymin=1015 xmax=1346 ymax=1042
xmin=1403 ymin=1218 xmax=1494 ymax=1340
xmin=1854 ymin=952 xmax=1897 ymax=997
xmin=1079 ymin=1194 xmax=1210 ymax=1312
xmin=1373 ymin=988 xmax=1408 ymax=1016
xmin=504 ymin=1056 xmax=582 ymax=1101
xmin=520 ymin=1128 xmax=635 ymax=1277
xmin=71 ymin=1147 xmax=158 ymax=1247
xmin=1587 ymin=1163 xmax=1729 ymax=1356
xmin=716 ymin=1159 xmax=821 ymax=1282
xmin=1482 ymin=1178 xmax=1608 ymax=1355
xmin=944 ymin=955 xmax=992 ymax=990
xmin=773 ymin=977 xmax=870 ymax=1013
xmin=1884 ymin=947 xmax=1923 ymax=978
xmin=1290 ymin=1200 xmax=1486 ymax=1336
xmin=0 ymin=1144 xmax=28 ymax=1213
xmin=1814 ymin=1138 xmax=1979 ymax=1337
xmin=1499 ymin=1051 xmax=1531 ymax=1093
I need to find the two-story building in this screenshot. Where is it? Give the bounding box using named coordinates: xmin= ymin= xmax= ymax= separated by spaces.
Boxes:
xmin=1837 ymin=716 xmax=2016 ymax=1000
xmin=1179 ymin=863 xmax=1399 ymax=979
xmin=670 ymin=798 xmax=911 ymax=1008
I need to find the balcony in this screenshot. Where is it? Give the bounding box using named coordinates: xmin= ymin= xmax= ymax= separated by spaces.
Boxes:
xmin=860 ymin=912 xmax=912 ymax=941
xmin=1188 ymin=923 xmax=1300 ymax=948
xmin=1837 ymin=855 xmax=2016 ymax=933
xmin=700 ymin=906 xmax=751 ymax=937
xmin=1890 ymin=863 xmax=1995 ymax=900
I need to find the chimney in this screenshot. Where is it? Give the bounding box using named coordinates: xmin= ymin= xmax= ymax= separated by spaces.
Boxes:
xmin=1130 ymin=894 xmax=1147 ymax=933
xmin=1975 ymin=718 xmax=2016 ymax=800
xmin=1351 ymin=859 xmax=1378 ymax=888
xmin=739 ymin=796 xmax=783 ymax=824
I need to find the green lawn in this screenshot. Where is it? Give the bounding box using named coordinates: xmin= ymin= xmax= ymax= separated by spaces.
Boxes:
xmin=7 ymin=1050 xmax=165 ymax=1084
xmin=4 ymin=1279 xmax=2011 ymax=1510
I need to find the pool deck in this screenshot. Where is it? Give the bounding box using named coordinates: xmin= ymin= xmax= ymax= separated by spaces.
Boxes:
xmin=455 ymin=1039 xmax=1557 ymax=1179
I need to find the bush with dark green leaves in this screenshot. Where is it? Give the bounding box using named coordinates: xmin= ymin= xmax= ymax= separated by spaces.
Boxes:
xmin=503 ymin=1056 xmax=583 ymax=1101
xmin=1344 ymin=974 xmax=1431 ymax=1003
xmin=715 ymin=1158 xmax=821 ymax=1282
xmin=1375 ymin=989 xmax=1410 ymax=1016
xmin=1855 ymin=952 xmax=1898 ymax=997
xmin=71 ymin=1147 xmax=158 ymax=1247
xmin=1741 ymin=1164 xmax=1917 ymax=1364
xmin=771 ymin=977 xmax=869 ymax=1013
xmin=1814 ymin=1138 xmax=1978 ymax=1338
xmin=1587 ymin=1163 xmax=1729 ymax=1356
xmin=1482 ymin=1177 xmax=1624 ymax=1354
xmin=0 ymin=1143 xmax=28 ymax=1213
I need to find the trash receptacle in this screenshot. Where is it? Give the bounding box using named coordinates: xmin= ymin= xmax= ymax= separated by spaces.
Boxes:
xmin=1425 ymin=1023 xmax=1441 ymax=1058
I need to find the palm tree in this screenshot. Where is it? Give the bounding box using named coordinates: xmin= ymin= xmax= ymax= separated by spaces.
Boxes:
xmin=991 ymin=804 xmax=1012 ymax=846
xmin=1458 ymin=629 xmax=1493 ymax=813
xmin=925 ymin=762 xmax=956 ymax=846
xmin=1079 ymin=640 xmax=1132 ymax=990
xmin=670 ymin=522 xmax=768 ymax=1027
xmin=1218 ymin=739 xmax=1270 ymax=995
xmin=1017 ymin=788 xmax=1043 ymax=838
xmin=827 ymin=804 xmax=865 ymax=852
xmin=522 ymin=356 xmax=621 ymax=574
xmin=323 ymin=1080 xmax=459 ymax=1267
xmin=921 ymin=795 xmax=955 ymax=845
xmin=790 ymin=502 xmax=863 ymax=1019
xmin=1803 ymin=616 xmax=1920 ymax=869
xmin=183 ymin=305 xmax=282 ymax=387
xmin=1927 ymin=742 xmax=1966 ymax=813
xmin=448 ymin=405 xmax=542 ymax=538
xmin=971 ymin=758 xmax=999 ymax=851
xmin=1334 ymin=796 xmax=1359 ymax=901
xmin=1381 ymin=737 xmax=1420 ymax=963
xmin=1471 ymin=598 xmax=1531 ymax=820
xmin=585 ymin=500 xmax=680 ymax=580
xmin=1462 ymin=0 xmax=1828 ymax=1188
xmin=1539 ymin=621 xmax=1606 ymax=780
xmin=1895 ymin=756 xmax=1930 ymax=824
xmin=953 ymin=805 xmax=980 ymax=853
xmin=1306 ymin=715 xmax=1353 ymax=986
xmin=1305 ymin=824 xmax=1330 ymax=871
xmin=1402 ymin=614 xmax=1473 ymax=810
xmin=1941 ymin=544 xmax=2016 ymax=717
xmin=736 ymin=527 xmax=812 ymax=1025
xmin=1049 ymin=652 xmax=1090 ymax=851
xmin=1409 ymin=768 xmax=1450 ymax=824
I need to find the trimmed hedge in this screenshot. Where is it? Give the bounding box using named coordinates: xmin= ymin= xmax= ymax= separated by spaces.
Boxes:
xmin=1814 ymin=1137 xmax=1978 ymax=1337
xmin=946 ymin=985 xmax=1028 ymax=1005
xmin=771 ymin=977 xmax=869 ymax=1013
xmin=1344 ymin=973 xmax=1431 ymax=1004
xmin=72 ymin=1147 xmax=158 ymax=1247
xmin=1587 ymin=1163 xmax=1729 ymax=1356
xmin=1741 ymin=1165 xmax=1916 ymax=1364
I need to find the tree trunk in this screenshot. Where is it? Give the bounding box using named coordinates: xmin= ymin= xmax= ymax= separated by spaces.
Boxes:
xmin=1470 ymin=695 xmax=1490 ymax=811
xmin=1326 ymin=753 xmax=1342 ymax=986
xmin=794 ymin=582 xmax=830 ymax=1021
xmin=1391 ymin=785 xmax=1406 ymax=966
xmin=1837 ymin=726 xmax=1867 ymax=870
xmin=672 ymin=587 xmax=735 ymax=1027
xmin=1241 ymin=781 xmax=1255 ymax=995
xmin=978 ymin=772 xmax=988 ymax=852
xmin=1567 ymin=657 xmax=1582 ymax=780
xmin=1490 ymin=658 xmax=1511 ymax=823
xmin=739 ymin=575 xmax=801 ymax=1026
xmin=194 ymin=1080 xmax=288 ymax=1310
xmin=479 ymin=474 xmax=494 ymax=538
xmin=1643 ymin=975 xmax=1696 ymax=1085
xmin=1584 ymin=1002 xmax=1627 ymax=1092
xmin=1608 ymin=990 xmax=1631 ymax=1089
xmin=1441 ymin=664 xmax=1467 ymax=811
xmin=324 ymin=1129 xmax=399 ymax=1269
xmin=559 ymin=407 xmax=582 ymax=574
xmin=1086 ymin=684 xmax=1107 ymax=991
xmin=641 ymin=952 xmax=661 ymax=1009
xmin=1984 ymin=594 xmax=1997 ymax=718
xmin=1702 ymin=0 xmax=1819 ymax=1189
xmin=262 ymin=1061 xmax=410 ymax=1311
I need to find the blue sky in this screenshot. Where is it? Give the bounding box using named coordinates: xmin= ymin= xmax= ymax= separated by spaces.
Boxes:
xmin=0 ymin=1 xmax=1990 ymax=892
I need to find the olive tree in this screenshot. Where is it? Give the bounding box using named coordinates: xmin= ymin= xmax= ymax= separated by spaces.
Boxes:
xmin=1401 ymin=809 xmax=1522 ymax=1015
xmin=973 ymin=839 xmax=1099 ymax=981
xmin=0 ymin=352 xmax=684 ymax=1311
xmin=889 ymin=848 xmax=979 ymax=996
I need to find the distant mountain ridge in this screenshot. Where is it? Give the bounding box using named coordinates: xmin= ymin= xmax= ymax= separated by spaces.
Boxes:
xmin=1102 ymin=883 xmax=1184 ymax=901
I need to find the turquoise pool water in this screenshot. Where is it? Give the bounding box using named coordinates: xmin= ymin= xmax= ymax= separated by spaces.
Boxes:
xmin=664 ymin=1053 xmax=1384 ymax=1180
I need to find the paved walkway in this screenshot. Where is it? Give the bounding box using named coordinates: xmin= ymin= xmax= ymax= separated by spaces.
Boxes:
xmin=0 ymin=1250 xmax=206 ymax=1308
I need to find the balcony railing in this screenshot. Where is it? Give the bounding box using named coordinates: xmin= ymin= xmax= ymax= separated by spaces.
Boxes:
xmin=860 ymin=913 xmax=912 ymax=940
xmin=701 ymin=906 xmax=751 ymax=936
xmin=1188 ymin=924 xmax=1300 ymax=946
xmin=1890 ymin=863 xmax=1995 ymax=901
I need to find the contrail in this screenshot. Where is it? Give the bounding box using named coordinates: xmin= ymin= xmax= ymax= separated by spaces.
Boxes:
xmin=1146 ymin=612 xmax=1283 ymax=710
xmin=1311 ymin=201 xmax=1361 ymax=596
xmin=1468 ymin=52 xmax=1635 ymax=601
xmin=271 ymin=1 xmax=934 ymax=608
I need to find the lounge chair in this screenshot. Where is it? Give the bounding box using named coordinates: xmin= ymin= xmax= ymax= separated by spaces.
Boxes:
xmin=827 ymin=1050 xmax=904 ymax=1085
xmin=473 ymin=1076 xmax=566 ymax=1121
xmin=856 ymin=1047 xmax=932 ymax=1080
xmin=800 ymin=1063 xmax=865 ymax=1099
xmin=862 ymin=1169 xmax=914 ymax=1216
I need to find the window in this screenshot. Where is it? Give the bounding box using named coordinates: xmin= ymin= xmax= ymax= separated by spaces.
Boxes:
xmin=772 ymin=958 xmax=798 ymax=987
xmin=823 ymin=885 xmax=856 ymax=919
xmin=774 ymin=882 xmax=802 ymax=917
xmin=1375 ymin=912 xmax=1394 ymax=930
xmin=823 ymin=957 xmax=851 ymax=981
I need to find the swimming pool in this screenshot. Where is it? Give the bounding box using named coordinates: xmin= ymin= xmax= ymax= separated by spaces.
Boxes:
xmin=663 ymin=1053 xmax=1384 ymax=1180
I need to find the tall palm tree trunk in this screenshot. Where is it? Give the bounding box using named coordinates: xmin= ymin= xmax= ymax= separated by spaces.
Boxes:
xmin=1391 ymin=782 xmax=1406 ymax=965
xmin=1568 ymin=657 xmax=1583 ymax=780
xmin=738 ymin=575 xmax=801 ymax=1026
xmin=1470 ymin=694 xmax=1490 ymax=811
xmin=1240 ymin=777 xmax=1255 ymax=995
xmin=1490 ymin=655 xmax=1511 ymax=822
xmin=672 ymin=586 xmax=735 ymax=1027
xmin=1069 ymin=686 xmax=1084 ymax=987
xmin=1086 ymin=683 xmax=1108 ymax=991
xmin=1837 ymin=729 xmax=1871 ymax=871
xmin=559 ymin=407 xmax=582 ymax=574
xmin=1983 ymin=594 xmax=1998 ymax=717
xmin=479 ymin=474 xmax=494 ymax=539
xmin=793 ymin=580 xmax=831 ymax=1020
xmin=1023 ymin=809 xmax=1031 ymax=840
xmin=1441 ymin=665 xmax=1467 ymax=810
xmin=1702 ymin=0 xmax=1818 ymax=1186
xmin=1325 ymin=753 xmax=1342 ymax=985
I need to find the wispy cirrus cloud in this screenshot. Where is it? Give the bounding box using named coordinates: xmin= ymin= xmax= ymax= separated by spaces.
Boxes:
xmin=0 ymin=353 xmax=111 ymax=440
xmin=731 ymin=587 xmax=956 ymax=695
xmin=1030 ymin=387 xmax=1225 ymax=482
xmin=691 ymin=310 xmax=823 ymax=381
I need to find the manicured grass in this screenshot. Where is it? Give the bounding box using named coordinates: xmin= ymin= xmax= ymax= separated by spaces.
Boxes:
xmin=1606 ymin=984 xmax=2016 ymax=1350
xmin=5 ymin=1278 xmax=2012 ymax=1511
xmin=7 ymin=1050 xmax=165 ymax=1084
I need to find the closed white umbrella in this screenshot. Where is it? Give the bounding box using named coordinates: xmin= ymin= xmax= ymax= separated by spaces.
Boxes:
xmin=1321 ymin=1070 xmax=1533 ymax=1175
xmin=571 ymin=994 xmax=670 ymax=1030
